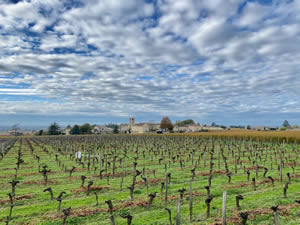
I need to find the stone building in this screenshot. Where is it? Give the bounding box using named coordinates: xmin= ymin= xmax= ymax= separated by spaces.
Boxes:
xmin=120 ymin=117 xmax=160 ymax=133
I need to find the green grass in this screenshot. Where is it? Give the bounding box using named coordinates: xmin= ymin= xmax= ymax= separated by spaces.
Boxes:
xmin=0 ymin=135 xmax=299 ymax=224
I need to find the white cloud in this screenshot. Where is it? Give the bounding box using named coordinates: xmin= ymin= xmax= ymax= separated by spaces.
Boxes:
xmin=0 ymin=0 xmax=300 ymax=123
xmin=238 ymin=2 xmax=271 ymax=28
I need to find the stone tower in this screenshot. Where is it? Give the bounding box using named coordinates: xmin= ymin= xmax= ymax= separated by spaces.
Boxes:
xmin=129 ymin=117 xmax=135 ymax=127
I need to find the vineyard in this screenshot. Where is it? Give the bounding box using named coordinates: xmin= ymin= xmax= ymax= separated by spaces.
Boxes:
xmin=0 ymin=134 xmax=300 ymax=224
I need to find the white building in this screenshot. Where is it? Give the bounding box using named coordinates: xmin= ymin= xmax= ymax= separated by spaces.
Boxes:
xmin=92 ymin=126 xmax=113 ymax=134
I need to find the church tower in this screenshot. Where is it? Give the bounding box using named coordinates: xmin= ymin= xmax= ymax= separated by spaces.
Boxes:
xmin=129 ymin=117 xmax=135 ymax=127
xmin=129 ymin=117 xmax=135 ymax=133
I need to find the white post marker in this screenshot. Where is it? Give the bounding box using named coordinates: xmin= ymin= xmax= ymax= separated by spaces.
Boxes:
xmin=222 ymin=191 xmax=227 ymax=225
xmin=75 ymin=151 xmax=82 ymax=159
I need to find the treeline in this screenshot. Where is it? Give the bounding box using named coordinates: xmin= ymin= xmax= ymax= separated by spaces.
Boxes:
xmin=69 ymin=123 xmax=93 ymax=135
xmin=36 ymin=122 xmax=119 ymax=136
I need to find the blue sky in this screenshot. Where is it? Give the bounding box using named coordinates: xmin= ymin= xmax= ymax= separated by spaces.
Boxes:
xmin=0 ymin=0 xmax=300 ymax=127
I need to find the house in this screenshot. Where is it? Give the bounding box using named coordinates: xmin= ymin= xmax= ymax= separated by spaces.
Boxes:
xmin=92 ymin=126 xmax=113 ymax=134
xmin=174 ymin=124 xmax=225 ymax=132
xmin=61 ymin=128 xmax=72 ymax=135
xmin=174 ymin=124 xmax=203 ymax=132
xmin=202 ymin=126 xmax=224 ymax=131
xmin=255 ymin=126 xmax=266 ymax=131
xmin=255 ymin=126 xmax=278 ymax=131
xmin=8 ymin=129 xmax=24 ymax=136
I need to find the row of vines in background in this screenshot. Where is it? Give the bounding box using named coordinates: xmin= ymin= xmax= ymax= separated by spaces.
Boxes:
xmin=167 ymin=131 xmax=300 ymax=144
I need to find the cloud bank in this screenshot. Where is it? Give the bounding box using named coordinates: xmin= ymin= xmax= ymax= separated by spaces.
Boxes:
xmin=0 ymin=0 xmax=300 ymax=125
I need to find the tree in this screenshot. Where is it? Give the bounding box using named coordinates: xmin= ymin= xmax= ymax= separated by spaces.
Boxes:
xmin=70 ymin=125 xmax=80 ymax=135
xmin=106 ymin=124 xmax=119 ymax=134
xmin=247 ymin=125 xmax=251 ymax=130
xmin=283 ymin=120 xmax=290 ymax=128
xmin=48 ymin=122 xmax=60 ymax=135
xmin=175 ymin=119 xmax=195 ymax=126
xmin=211 ymin=122 xmax=216 ymax=127
xmin=80 ymin=123 xmax=92 ymax=134
xmin=113 ymin=126 xmax=119 ymax=134
xmin=160 ymin=116 xmax=174 ymax=131
xmin=38 ymin=130 xmax=43 ymax=135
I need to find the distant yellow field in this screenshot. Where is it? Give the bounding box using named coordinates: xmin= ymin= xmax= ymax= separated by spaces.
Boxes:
xmin=2 ymin=130 xmax=300 ymax=143
xmin=168 ymin=130 xmax=300 ymax=143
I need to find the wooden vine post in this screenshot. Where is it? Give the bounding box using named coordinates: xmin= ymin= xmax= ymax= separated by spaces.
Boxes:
xmin=217 ymin=144 xmax=221 ymax=171
xmin=279 ymin=160 xmax=283 ymax=183
xmin=120 ymin=158 xmax=125 ymax=191
xmin=165 ymin=173 xmax=169 ymax=207
xmin=99 ymin=152 xmax=101 ymax=171
xmin=189 ymin=180 xmax=193 ymax=222
xmin=176 ymin=200 xmax=181 ymax=225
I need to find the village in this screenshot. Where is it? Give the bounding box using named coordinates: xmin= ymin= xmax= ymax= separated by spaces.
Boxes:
xmin=1 ymin=117 xmax=299 ymax=137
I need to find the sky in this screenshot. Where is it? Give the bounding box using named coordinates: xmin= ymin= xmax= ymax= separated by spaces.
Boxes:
xmin=0 ymin=0 xmax=300 ymax=127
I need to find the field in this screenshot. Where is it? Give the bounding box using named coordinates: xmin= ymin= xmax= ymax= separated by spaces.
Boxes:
xmin=0 ymin=133 xmax=300 ymax=224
